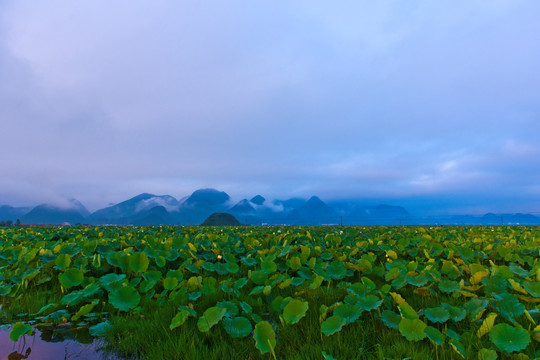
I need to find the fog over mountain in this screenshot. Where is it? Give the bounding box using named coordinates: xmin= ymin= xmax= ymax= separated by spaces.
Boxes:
xmin=1 ymin=188 xmax=539 ymax=226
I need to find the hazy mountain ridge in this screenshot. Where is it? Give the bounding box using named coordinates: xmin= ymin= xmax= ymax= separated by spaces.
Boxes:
xmin=1 ymin=189 xmax=539 ymax=225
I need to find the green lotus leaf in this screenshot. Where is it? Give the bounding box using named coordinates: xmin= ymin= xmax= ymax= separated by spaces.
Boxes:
xmin=446 ymin=328 xmax=460 ymax=340
xmin=425 ymin=326 xmax=444 ymax=345
xmin=424 ymin=307 xmax=450 ymax=323
xmin=81 ymin=282 xmax=101 ymax=298
xmin=109 ymin=285 xmax=140 ymax=311
xmin=288 ymin=256 xmax=302 ymax=271
xmin=201 ymin=262 xmax=215 ymax=272
xmin=253 ymin=321 xmax=276 ymax=354
xmin=223 ymin=316 xmax=252 ymax=338
xmin=217 ymin=301 xmax=239 ymax=317
xmin=197 ymin=306 xmax=227 ymax=332
xmin=143 ymin=270 xmax=162 ymax=282
xmin=225 ymin=261 xmax=239 ymax=274
xmin=440 ymin=303 xmax=467 ymax=322
xmin=250 ymin=270 xmax=267 ymax=285
xmin=321 ymin=315 xmax=346 ymax=336
xmin=55 ymin=254 xmax=71 ymax=269
xmin=327 ymin=261 xmax=347 ymax=280
xmin=322 ymin=352 xmax=337 ymax=360
xmin=233 ymin=277 xmax=248 ymax=290
xmin=188 ymin=291 xmax=202 ymax=301
xmin=523 ymin=281 xmax=540 ymax=298
xmin=489 ymin=323 xmax=530 ymax=353
xmin=170 ymin=309 xmax=193 ymax=330
xmin=438 ymin=279 xmax=459 ymax=293
xmin=449 ymin=338 xmax=466 ymax=358
xmin=9 ymin=322 xmax=33 ymax=342
xmin=478 ymin=348 xmax=497 ymax=360
xmin=241 ymin=257 xmax=257 ymax=267
xmin=0 ymin=283 xmax=12 ymax=296
xmin=261 ymin=258 xmax=277 ymax=273
xmin=99 ymin=273 xmax=126 ymax=291
xmin=129 ymin=252 xmax=149 ymax=273
xmin=398 ymin=318 xmax=427 ymax=341
xmin=333 ymin=304 xmax=363 ymax=324
xmin=356 ymin=295 xmax=382 ymax=311
xmin=465 ymin=298 xmax=489 ymax=320
xmin=89 ymin=320 xmax=113 ymax=337
xmin=59 ymin=268 xmax=84 ymax=289
xmin=381 ymin=310 xmax=401 ymax=330
xmin=163 ymin=277 xmax=178 ymax=290
xmin=282 ymin=299 xmax=309 ymax=324
xmin=494 ymin=293 xmax=525 ymax=321
xmin=509 ymin=263 xmax=530 ymax=278
xmin=60 ymin=291 xmax=84 ymax=306
xmin=407 ymin=274 xmax=429 ymax=287
xmin=72 ymin=299 xmax=99 ymax=321
xmin=240 ymin=301 xmax=252 ymax=314
xmin=482 ymin=276 xmax=508 ymax=295
xmin=291 ymin=277 xmax=305 ymax=286
xmin=398 ymin=303 xmax=419 ymax=320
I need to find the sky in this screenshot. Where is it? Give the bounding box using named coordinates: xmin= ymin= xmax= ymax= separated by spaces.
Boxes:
xmin=1 ymin=1 xmax=539 ymax=215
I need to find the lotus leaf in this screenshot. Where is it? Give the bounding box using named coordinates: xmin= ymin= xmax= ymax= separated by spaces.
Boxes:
xmin=261 ymin=258 xmax=277 ymax=273
xmin=478 ymin=348 xmax=497 ymax=360
xmin=0 ymin=284 xmax=11 ymax=296
xmin=449 ymin=338 xmax=466 ymax=358
xmin=250 ymin=270 xmax=267 ymax=285
xmin=398 ymin=303 xmax=419 ymax=320
xmin=72 ymin=299 xmax=99 ymax=321
xmin=326 ymin=261 xmax=347 ymax=280
xmin=59 ymin=268 xmax=84 ymax=289
xmin=9 ymin=322 xmax=33 ymax=342
xmin=356 ymin=295 xmax=382 ymax=311
xmin=109 ymin=285 xmax=140 ymax=311
xmin=225 ymin=261 xmax=239 ymax=273
xmin=170 ymin=309 xmax=193 ymax=330
xmin=477 ymin=313 xmax=497 ymax=338
xmin=321 ymin=315 xmax=346 ymax=336
xmin=489 ymin=323 xmax=530 ymax=353
xmin=438 ymin=279 xmax=459 ymax=293
xmin=217 ymin=301 xmax=239 ymax=317
xmin=89 ymin=320 xmax=113 ymax=337
xmin=253 ymin=321 xmax=276 ymax=354
xmin=523 ymin=281 xmax=540 ymax=298
xmin=494 ymin=293 xmax=525 ymax=321
xmin=482 ymin=276 xmax=508 ymax=295
xmin=322 ymin=352 xmax=337 ymax=360
xmin=425 ymin=326 xmax=444 ymax=345
xmin=163 ymin=277 xmax=178 ymax=290
xmin=129 ymin=252 xmax=149 ymax=273
xmin=61 ymin=291 xmax=84 ymax=306
xmin=240 ymin=301 xmax=252 ymax=314
xmin=398 ymin=318 xmax=426 ymax=341
xmin=381 ymin=310 xmax=401 ymax=330
xmin=441 ymin=304 xmax=467 ymax=322
xmin=282 ymin=299 xmax=309 ymax=324
xmin=424 ymin=307 xmax=450 ymax=323
xmin=333 ymin=304 xmax=363 ymax=324
xmin=223 ymin=316 xmax=252 ymax=338
xmin=55 ymin=254 xmax=71 ymax=268
xmin=197 ymin=306 xmax=227 ymax=332
xmin=288 ymin=256 xmax=302 ymax=271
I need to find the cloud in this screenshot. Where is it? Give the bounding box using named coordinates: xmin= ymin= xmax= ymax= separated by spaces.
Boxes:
xmin=1 ymin=1 xmax=539 ymax=213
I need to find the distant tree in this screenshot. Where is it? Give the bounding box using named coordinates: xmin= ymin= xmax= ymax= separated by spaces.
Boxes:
xmin=16 ymin=219 xmax=21 ymax=226
xmin=0 ymin=220 xmax=5 ymax=226
xmin=6 ymin=220 xmax=13 ymax=226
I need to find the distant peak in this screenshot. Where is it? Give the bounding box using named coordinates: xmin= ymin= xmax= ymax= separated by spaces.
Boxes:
xmin=250 ymin=195 xmax=265 ymax=205
xmin=185 ymin=188 xmax=230 ymax=206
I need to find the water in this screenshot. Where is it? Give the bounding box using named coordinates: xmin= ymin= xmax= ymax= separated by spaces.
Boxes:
xmin=0 ymin=325 xmax=124 ymax=360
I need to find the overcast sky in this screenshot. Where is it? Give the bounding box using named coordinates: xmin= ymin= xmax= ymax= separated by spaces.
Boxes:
xmin=1 ymin=1 xmax=539 ymax=214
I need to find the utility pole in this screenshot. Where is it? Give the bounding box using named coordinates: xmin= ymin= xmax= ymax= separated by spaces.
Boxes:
xmin=501 ymin=216 xmax=504 ymax=226
xmin=340 ymin=216 xmax=343 ymax=227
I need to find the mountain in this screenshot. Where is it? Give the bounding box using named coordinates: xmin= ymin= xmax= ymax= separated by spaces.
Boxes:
xmin=0 ymin=205 xmax=32 ymax=222
xmin=250 ymin=195 xmax=265 ymax=206
xmin=125 ymin=206 xmax=174 ymax=226
xmin=289 ymin=196 xmax=337 ymax=224
xmin=88 ymin=193 xmax=179 ymax=224
xmin=183 ymin=188 xmax=230 ymax=207
xmin=201 ymin=213 xmax=241 ymax=226
xmin=22 ymin=203 xmax=86 ymax=225
xmin=230 ymin=199 xmax=256 ymax=214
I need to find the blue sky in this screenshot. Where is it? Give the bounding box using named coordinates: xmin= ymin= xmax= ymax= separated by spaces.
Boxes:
xmin=1 ymin=1 xmax=539 ymax=214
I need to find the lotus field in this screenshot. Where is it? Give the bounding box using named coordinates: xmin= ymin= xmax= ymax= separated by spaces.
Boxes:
xmin=1 ymin=225 xmax=540 ymax=359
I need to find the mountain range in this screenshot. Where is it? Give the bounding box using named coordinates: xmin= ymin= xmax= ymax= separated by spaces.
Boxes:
xmin=1 ymin=188 xmax=539 ymax=226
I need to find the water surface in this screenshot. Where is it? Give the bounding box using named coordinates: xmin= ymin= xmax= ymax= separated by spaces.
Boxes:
xmin=0 ymin=325 xmax=123 ymax=360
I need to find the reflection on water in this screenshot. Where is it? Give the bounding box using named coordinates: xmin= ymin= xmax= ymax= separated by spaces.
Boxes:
xmin=0 ymin=325 xmax=124 ymax=360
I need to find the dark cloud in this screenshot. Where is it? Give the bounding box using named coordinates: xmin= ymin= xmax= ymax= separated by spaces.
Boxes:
xmin=1 ymin=1 xmax=539 ymax=213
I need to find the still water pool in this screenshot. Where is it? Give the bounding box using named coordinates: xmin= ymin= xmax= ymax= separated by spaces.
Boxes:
xmin=0 ymin=325 xmax=123 ymax=360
